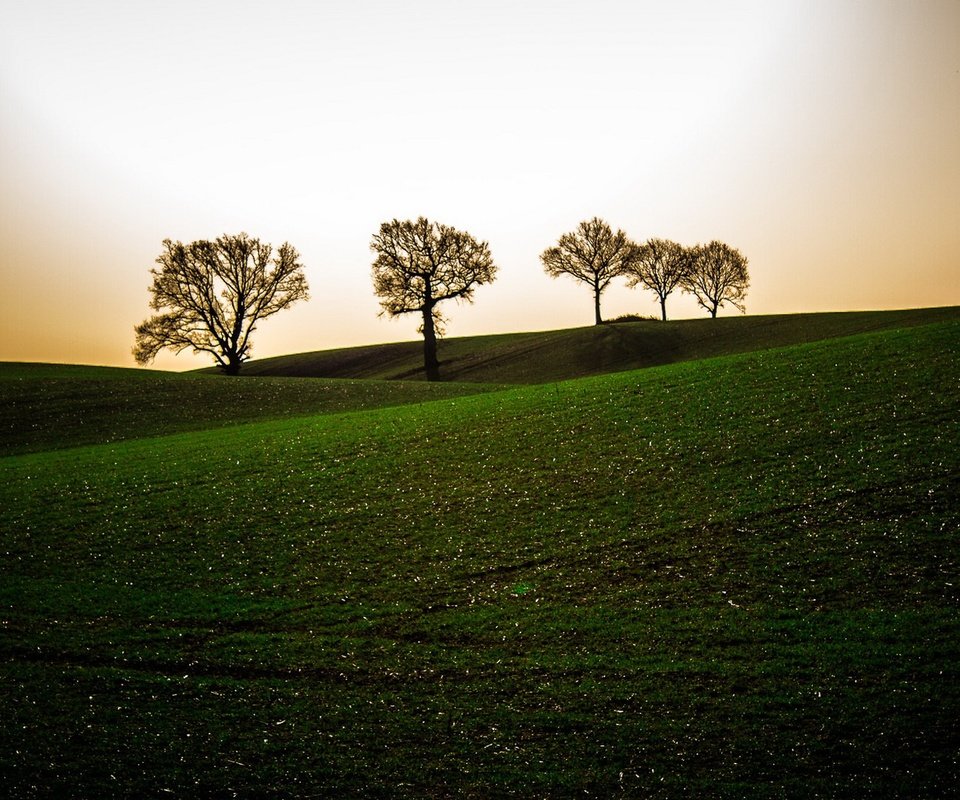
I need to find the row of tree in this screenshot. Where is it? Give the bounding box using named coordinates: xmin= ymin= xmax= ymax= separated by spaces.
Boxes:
xmin=133 ymin=218 xmax=749 ymax=379
xmin=541 ymin=217 xmax=749 ymax=325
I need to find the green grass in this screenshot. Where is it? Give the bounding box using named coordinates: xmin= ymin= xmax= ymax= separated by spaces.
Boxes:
xmin=236 ymin=306 xmax=960 ymax=383
xmin=1 ymin=320 xmax=958 ymax=797
xmin=0 ymin=365 xmax=505 ymax=455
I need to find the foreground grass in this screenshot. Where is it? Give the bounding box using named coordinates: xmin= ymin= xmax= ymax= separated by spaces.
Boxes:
xmin=1 ymin=321 xmax=958 ymax=797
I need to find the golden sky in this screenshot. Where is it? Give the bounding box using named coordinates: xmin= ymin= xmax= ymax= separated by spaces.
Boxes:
xmin=1 ymin=0 xmax=958 ymax=370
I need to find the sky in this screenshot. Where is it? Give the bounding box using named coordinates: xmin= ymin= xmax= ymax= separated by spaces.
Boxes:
xmin=1 ymin=0 xmax=958 ymax=371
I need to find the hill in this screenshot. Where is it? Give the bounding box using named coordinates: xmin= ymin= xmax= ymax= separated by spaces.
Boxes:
xmin=18 ymin=308 xmax=957 ymax=455
xmin=0 ymin=364 xmax=505 ymax=456
xmin=234 ymin=306 xmax=960 ymax=383
xmin=2 ymin=319 xmax=958 ymax=796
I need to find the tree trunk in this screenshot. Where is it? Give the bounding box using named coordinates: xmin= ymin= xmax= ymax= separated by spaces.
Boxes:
xmin=421 ymin=305 xmax=440 ymax=381
xmin=222 ymin=356 xmax=242 ymax=376
xmin=660 ymin=296 xmax=667 ymax=321
xmin=594 ymin=285 xmax=603 ymax=325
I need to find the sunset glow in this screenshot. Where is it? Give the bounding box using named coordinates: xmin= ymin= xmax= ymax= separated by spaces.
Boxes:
xmin=1 ymin=0 xmax=958 ymax=370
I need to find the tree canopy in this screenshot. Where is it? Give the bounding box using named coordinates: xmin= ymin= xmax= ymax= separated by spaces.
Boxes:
xmin=370 ymin=217 xmax=497 ymax=381
xmin=133 ymin=233 xmax=309 ymax=375
xmin=623 ymin=238 xmax=690 ymax=321
xmin=540 ymin=217 xmax=638 ymax=325
xmin=683 ymin=241 xmax=749 ymax=318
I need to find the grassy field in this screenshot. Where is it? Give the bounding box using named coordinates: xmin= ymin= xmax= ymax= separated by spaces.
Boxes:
xmin=0 ymin=365 xmax=505 ymax=456
xmin=235 ymin=306 xmax=960 ymax=383
xmin=1 ymin=318 xmax=958 ymax=797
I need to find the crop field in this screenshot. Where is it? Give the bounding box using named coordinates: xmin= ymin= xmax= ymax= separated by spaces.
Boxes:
xmin=1 ymin=319 xmax=958 ymax=797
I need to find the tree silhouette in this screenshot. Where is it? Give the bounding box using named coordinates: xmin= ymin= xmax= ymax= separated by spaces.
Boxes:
xmin=683 ymin=241 xmax=749 ymax=318
xmin=133 ymin=233 xmax=309 ymax=375
xmin=540 ymin=217 xmax=638 ymax=325
xmin=370 ymin=217 xmax=497 ymax=381
xmin=623 ymin=238 xmax=690 ymax=321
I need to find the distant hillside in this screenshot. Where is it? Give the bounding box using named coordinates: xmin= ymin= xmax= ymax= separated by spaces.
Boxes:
xmin=235 ymin=306 xmax=960 ymax=383
xmin=0 ymin=366 xmax=504 ymax=456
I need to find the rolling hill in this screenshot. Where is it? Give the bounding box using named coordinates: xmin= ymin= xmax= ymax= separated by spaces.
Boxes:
xmin=12 ymin=308 xmax=957 ymax=455
xmin=233 ymin=306 xmax=960 ymax=383
xmin=1 ymin=314 xmax=958 ymax=796
xmin=0 ymin=366 xmax=505 ymax=456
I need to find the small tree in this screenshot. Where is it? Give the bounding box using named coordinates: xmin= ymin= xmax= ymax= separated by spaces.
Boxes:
xmin=133 ymin=233 xmax=309 ymax=374
xmin=540 ymin=217 xmax=637 ymax=325
xmin=370 ymin=217 xmax=497 ymax=381
xmin=623 ymin=237 xmax=690 ymax=321
xmin=683 ymin=241 xmax=749 ymax=318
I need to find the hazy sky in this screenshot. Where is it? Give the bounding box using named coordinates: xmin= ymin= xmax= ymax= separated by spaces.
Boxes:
xmin=1 ymin=0 xmax=958 ymax=370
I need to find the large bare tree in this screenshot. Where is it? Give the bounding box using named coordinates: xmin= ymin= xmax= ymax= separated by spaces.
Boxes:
xmin=540 ymin=217 xmax=638 ymax=325
xmin=683 ymin=241 xmax=749 ymax=318
xmin=370 ymin=217 xmax=497 ymax=381
xmin=623 ymin=237 xmax=690 ymax=321
xmin=133 ymin=233 xmax=309 ymax=375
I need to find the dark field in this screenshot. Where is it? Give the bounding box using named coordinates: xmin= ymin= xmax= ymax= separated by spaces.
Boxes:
xmin=233 ymin=306 xmax=960 ymax=383
xmin=1 ymin=314 xmax=958 ymax=797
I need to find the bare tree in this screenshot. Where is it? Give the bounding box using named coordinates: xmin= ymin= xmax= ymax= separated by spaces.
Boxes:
xmin=683 ymin=241 xmax=749 ymax=318
xmin=623 ymin=238 xmax=690 ymax=321
xmin=133 ymin=233 xmax=309 ymax=375
xmin=370 ymin=217 xmax=497 ymax=381
xmin=540 ymin=217 xmax=638 ymax=325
